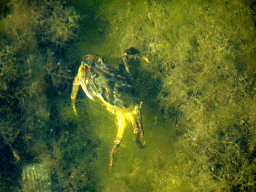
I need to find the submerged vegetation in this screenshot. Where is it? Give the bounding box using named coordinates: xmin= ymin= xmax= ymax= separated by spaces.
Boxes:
xmin=0 ymin=0 xmax=95 ymax=191
xmin=1 ymin=0 xmax=256 ymax=191
xmin=97 ymin=0 xmax=256 ymax=191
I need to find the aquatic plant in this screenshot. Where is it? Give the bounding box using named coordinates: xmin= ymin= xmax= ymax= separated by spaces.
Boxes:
xmin=40 ymin=1 xmax=80 ymax=45
xmin=97 ymin=0 xmax=256 ymax=190
xmin=0 ymin=0 xmax=87 ymax=190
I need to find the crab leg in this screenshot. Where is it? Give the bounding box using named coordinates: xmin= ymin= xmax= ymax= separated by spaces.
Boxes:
xmin=71 ymin=74 xmax=80 ymax=115
xmin=110 ymin=112 xmax=126 ymax=170
xmin=79 ymin=63 xmax=94 ymax=100
xmin=133 ymin=102 xmax=145 ymax=148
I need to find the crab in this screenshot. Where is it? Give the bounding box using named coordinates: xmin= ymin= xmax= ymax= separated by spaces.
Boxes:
xmin=71 ymin=47 xmax=146 ymax=170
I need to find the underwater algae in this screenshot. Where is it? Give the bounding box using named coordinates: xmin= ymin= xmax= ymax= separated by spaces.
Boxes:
xmin=0 ymin=0 xmax=96 ymax=191
xmin=90 ymin=0 xmax=256 ymax=191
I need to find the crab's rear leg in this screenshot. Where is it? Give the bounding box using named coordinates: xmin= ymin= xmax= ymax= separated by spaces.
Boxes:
xmin=110 ymin=112 xmax=126 ymax=171
xmin=71 ymin=74 xmax=80 ymax=115
xmin=133 ymin=102 xmax=145 ymax=148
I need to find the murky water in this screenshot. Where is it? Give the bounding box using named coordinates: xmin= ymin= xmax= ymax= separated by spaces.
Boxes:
xmin=1 ymin=0 xmax=256 ymax=191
